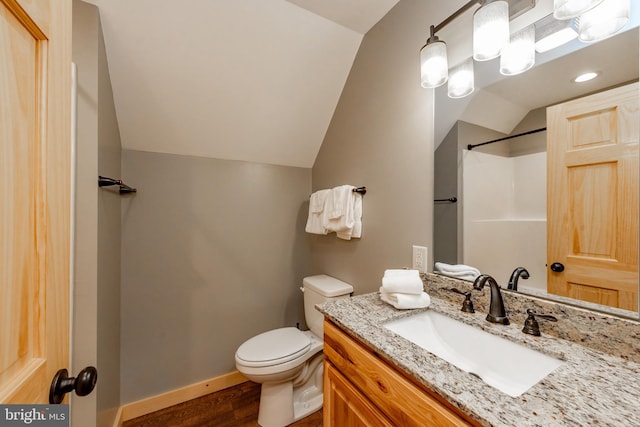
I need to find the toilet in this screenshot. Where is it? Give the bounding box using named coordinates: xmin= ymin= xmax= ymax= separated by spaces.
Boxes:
xmin=235 ymin=274 xmax=353 ymax=427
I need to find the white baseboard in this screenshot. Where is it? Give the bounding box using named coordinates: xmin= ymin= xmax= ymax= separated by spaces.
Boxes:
xmin=117 ymin=371 xmax=247 ymax=423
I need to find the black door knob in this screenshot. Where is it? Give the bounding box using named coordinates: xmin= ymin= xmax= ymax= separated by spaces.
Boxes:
xmin=49 ymin=366 xmax=98 ymax=404
xmin=550 ymin=262 xmax=565 ymax=272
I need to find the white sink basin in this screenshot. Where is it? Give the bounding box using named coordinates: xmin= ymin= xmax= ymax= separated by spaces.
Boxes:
xmin=384 ymin=310 xmax=564 ymax=397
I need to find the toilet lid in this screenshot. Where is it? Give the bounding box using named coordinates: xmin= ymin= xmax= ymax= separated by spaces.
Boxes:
xmin=236 ymin=327 xmax=311 ymax=367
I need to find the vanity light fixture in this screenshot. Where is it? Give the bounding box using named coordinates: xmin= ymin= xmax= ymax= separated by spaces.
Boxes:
xmin=420 ymin=0 xmax=535 ymax=96
xmin=473 ymin=0 xmax=511 ymax=61
xmin=573 ymin=71 xmax=599 ymax=82
xmin=420 ymin=26 xmax=449 ymax=88
xmin=448 ymin=58 xmax=475 ymax=98
xmin=553 ymin=0 xmax=604 ymax=20
xmin=578 ymin=0 xmax=630 ymax=42
xmin=534 ymin=14 xmax=578 ymax=53
xmin=500 ymin=24 xmax=536 ymax=75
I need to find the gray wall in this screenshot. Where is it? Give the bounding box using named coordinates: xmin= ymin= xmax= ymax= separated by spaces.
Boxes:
xmin=310 ymin=0 xmax=435 ymax=295
xmin=434 ymin=124 xmax=459 ymax=265
xmin=72 ymin=2 xmax=122 ymax=426
xmin=509 ymin=107 xmax=547 ymax=156
xmin=120 ymin=150 xmax=311 ymax=402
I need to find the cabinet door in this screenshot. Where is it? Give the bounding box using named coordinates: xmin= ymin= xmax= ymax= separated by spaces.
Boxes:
xmin=547 ymin=82 xmax=639 ymax=311
xmin=324 ymin=361 xmax=394 ymax=427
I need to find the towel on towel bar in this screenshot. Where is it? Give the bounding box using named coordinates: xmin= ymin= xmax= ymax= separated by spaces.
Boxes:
xmin=305 ymin=189 xmax=330 ymax=234
xmin=434 ymin=262 xmax=481 ymax=281
xmin=324 ymin=185 xmax=354 ymax=232
xmin=380 ymin=288 xmax=431 ymax=310
xmin=305 ymin=185 xmax=363 ymax=239
xmin=336 ymin=190 xmax=363 ymax=240
xmin=381 ymin=269 xmax=423 ymax=294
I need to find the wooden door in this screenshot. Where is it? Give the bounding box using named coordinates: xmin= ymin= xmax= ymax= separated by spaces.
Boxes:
xmin=0 ymin=0 xmax=72 ymax=403
xmin=547 ymin=83 xmax=639 ymax=311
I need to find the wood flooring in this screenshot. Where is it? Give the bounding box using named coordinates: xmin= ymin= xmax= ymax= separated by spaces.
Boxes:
xmin=123 ymin=381 xmax=323 ymax=427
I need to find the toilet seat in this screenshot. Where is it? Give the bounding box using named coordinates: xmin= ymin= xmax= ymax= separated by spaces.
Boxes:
xmin=236 ymin=327 xmax=311 ymax=368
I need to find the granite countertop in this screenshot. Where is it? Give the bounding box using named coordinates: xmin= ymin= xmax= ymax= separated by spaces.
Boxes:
xmin=317 ymin=284 xmax=640 ymax=426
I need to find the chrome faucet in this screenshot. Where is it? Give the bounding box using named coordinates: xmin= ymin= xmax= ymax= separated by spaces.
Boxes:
xmin=473 ymin=274 xmax=509 ymax=325
xmin=507 ymin=267 xmax=529 ymax=291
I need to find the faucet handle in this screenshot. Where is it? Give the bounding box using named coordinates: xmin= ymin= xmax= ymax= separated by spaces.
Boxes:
xmin=449 ymin=288 xmax=475 ymax=313
xmin=522 ymin=309 xmax=557 ymax=336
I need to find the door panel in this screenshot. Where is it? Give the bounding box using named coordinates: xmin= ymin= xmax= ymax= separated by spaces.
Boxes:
xmin=0 ymin=0 xmax=71 ymax=403
xmin=547 ymin=83 xmax=639 ymax=311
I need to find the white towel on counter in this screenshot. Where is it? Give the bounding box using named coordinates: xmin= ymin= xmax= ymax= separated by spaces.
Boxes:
xmin=381 ymin=269 xmax=423 ymax=294
xmin=380 ymin=288 xmax=431 ymax=310
xmin=434 ymin=262 xmax=481 ymax=281
xmin=305 ymin=189 xmax=331 ymax=234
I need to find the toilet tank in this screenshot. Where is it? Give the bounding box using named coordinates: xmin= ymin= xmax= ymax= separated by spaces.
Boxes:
xmin=302 ymin=275 xmax=353 ymax=338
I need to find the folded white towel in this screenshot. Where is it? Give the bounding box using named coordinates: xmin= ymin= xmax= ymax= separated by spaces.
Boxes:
xmin=441 ymin=272 xmax=478 ymax=281
xmin=305 ymin=189 xmax=331 ymax=235
xmin=380 ymin=288 xmax=431 ymax=310
xmin=337 ymin=191 xmax=363 ymax=240
xmin=381 ymin=269 xmax=423 ymax=294
xmin=434 ymin=262 xmax=480 ymax=281
xmin=352 ymin=192 xmax=363 ymax=237
xmin=325 ymin=185 xmax=354 ymax=231
xmin=384 ymin=269 xmax=421 ymax=277
xmin=381 ymin=276 xmax=424 ymax=294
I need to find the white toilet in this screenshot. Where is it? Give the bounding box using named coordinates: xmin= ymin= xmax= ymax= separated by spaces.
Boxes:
xmin=235 ymin=274 xmax=353 ymax=427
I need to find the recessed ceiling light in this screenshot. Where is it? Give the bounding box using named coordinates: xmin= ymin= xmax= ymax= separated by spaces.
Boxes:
xmin=573 ymin=72 xmax=599 ymax=83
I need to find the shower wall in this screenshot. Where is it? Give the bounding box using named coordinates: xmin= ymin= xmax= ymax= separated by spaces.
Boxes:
xmin=462 ymin=149 xmax=547 ymax=291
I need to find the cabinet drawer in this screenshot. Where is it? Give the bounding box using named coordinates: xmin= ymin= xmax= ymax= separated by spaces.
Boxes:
xmin=324 ymin=319 xmax=472 ymax=427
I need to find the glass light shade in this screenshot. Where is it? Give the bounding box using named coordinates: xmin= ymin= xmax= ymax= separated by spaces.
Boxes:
xmin=535 ymin=14 xmax=578 ymax=53
xmin=553 ymin=0 xmax=604 ymax=20
xmin=500 ymin=25 xmax=535 ymax=76
xmin=473 ymin=0 xmax=510 ymax=61
xmin=420 ymin=39 xmax=448 ymax=88
xmin=448 ymin=59 xmax=474 ymax=98
xmin=578 ymin=0 xmax=630 ymax=42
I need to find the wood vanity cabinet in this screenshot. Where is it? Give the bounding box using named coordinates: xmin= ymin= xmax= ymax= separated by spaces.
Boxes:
xmin=323 ymin=319 xmax=477 ymax=427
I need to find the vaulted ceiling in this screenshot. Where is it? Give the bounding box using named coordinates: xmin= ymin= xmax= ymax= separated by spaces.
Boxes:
xmin=83 ymin=0 xmax=398 ymax=168
xmin=82 ymin=0 xmax=639 ymax=165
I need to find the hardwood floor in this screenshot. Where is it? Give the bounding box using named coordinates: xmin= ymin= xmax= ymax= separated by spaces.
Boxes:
xmin=123 ymin=381 xmax=323 ymax=427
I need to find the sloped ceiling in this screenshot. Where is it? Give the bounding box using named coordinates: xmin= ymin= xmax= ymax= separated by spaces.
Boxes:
xmin=83 ymin=0 xmax=398 ymax=168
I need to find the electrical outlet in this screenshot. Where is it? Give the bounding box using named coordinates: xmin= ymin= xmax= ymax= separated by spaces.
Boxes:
xmin=412 ymin=245 xmax=428 ymax=273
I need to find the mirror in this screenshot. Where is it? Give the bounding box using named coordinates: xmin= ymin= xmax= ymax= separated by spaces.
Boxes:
xmin=433 ymin=16 xmax=639 ymax=317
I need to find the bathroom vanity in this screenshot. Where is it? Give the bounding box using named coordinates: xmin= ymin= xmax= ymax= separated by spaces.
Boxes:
xmin=318 ymin=273 xmax=640 ymax=426
xmin=324 ymin=319 xmax=475 ymax=426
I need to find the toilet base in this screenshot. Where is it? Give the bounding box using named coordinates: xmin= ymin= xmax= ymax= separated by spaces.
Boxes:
xmin=258 ymin=382 xmax=295 ymax=427
xmin=256 ymin=354 xmax=324 ymax=427
xmin=292 ymin=353 xmax=323 ymax=422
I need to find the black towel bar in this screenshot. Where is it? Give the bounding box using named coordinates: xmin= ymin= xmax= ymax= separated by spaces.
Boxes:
xmin=434 ymin=197 xmax=457 ymax=203
xmin=353 ymin=186 xmax=367 ymax=195
xmin=98 ymin=176 xmax=137 ymax=194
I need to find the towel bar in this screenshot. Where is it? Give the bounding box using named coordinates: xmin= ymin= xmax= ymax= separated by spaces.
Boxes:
xmin=353 ymin=186 xmax=366 ymax=195
xmin=434 ymin=197 xmax=457 ymax=203
xmin=98 ymin=176 xmax=137 ymax=194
